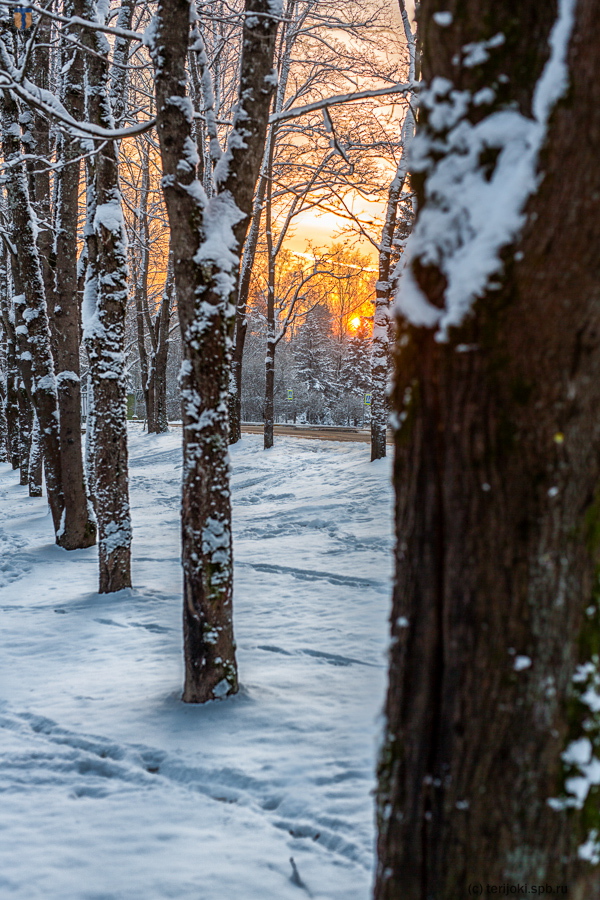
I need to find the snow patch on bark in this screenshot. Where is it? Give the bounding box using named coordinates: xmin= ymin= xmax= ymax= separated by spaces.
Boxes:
xmin=94 ymin=200 xmax=126 ymax=235
xmin=101 ymin=519 xmax=133 ymax=556
xmin=194 ymin=193 xmax=245 ymax=300
xmin=395 ymin=0 xmax=576 ymax=339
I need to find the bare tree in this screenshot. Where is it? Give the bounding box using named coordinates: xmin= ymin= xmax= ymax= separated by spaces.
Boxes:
xmin=149 ymin=0 xmax=280 ymax=702
xmin=229 ymin=0 xmax=402 ymax=443
xmin=0 ymin=256 xmax=19 ymax=469
xmin=80 ymin=0 xmax=132 ymax=591
xmin=53 ymin=2 xmax=97 ymax=549
xmin=370 ymin=0 xmax=416 ymax=462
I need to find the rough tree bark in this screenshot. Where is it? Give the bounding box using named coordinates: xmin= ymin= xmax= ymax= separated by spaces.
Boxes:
xmin=149 ymin=0 xmax=279 ymax=702
xmin=81 ymin=0 xmax=132 ymax=592
xmin=28 ymin=413 xmax=43 ymax=497
xmin=0 ymin=376 xmax=7 ymax=463
xmin=53 ymin=3 xmax=97 ymax=549
xmin=17 ymin=378 xmax=31 ymax=487
xmin=375 ymin=0 xmax=600 ymax=897
xmin=0 ymin=269 xmax=20 ymax=469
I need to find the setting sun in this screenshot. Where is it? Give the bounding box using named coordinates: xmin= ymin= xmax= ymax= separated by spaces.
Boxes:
xmin=349 ymin=316 xmax=362 ymax=331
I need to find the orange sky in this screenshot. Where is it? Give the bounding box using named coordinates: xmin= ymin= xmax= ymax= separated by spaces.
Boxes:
xmin=285 ymin=0 xmax=412 ymax=261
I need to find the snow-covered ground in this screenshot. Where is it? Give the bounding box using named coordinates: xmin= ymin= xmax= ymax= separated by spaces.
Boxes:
xmin=0 ymin=426 xmax=393 ymax=900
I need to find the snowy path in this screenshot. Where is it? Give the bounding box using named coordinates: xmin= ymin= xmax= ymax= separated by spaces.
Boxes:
xmin=0 ymin=427 xmax=393 ymax=900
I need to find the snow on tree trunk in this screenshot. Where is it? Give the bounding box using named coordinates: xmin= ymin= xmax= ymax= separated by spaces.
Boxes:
xmin=6 ymin=371 xmax=19 ymax=469
xmin=17 ymin=378 xmax=32 ymax=487
xmin=148 ymin=0 xmax=279 ymax=702
xmin=375 ymin=0 xmax=600 ymax=895
xmin=371 ymin=161 xmax=406 ymax=462
xmin=134 ymin=283 xmax=152 ymax=432
xmin=81 ymin=0 xmax=131 ymax=593
xmin=30 ymin=13 xmax=54 ymax=328
xmin=264 ymin=337 xmax=276 ymax=450
xmin=371 ymin=9 xmax=415 ymax=463
xmin=152 ymin=266 xmax=172 ymax=434
xmin=1 ymin=93 xmax=64 ymax=536
xmin=0 ymin=275 xmax=20 ymax=470
xmin=28 ymin=412 xmax=43 ymax=497
xmin=0 ymin=376 xmax=8 ymax=464
xmin=53 ymin=6 xmax=97 ymax=550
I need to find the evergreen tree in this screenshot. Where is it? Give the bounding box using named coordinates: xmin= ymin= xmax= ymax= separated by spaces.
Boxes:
xmin=339 ymin=320 xmax=372 ymax=395
xmin=293 ymin=303 xmax=336 ymax=398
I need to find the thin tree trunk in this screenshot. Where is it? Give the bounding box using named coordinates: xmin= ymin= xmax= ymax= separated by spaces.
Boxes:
xmin=264 ymin=341 xmax=275 ymax=449
xmin=17 ymin=381 xmax=32 ymax=487
xmin=264 ymin=137 xmax=276 ymax=450
xmin=0 ymin=271 xmax=20 ymax=470
xmin=149 ymin=0 xmax=279 ymax=703
xmin=133 ymin=146 xmax=153 ymax=431
xmin=28 ymin=413 xmax=43 ymax=497
xmin=0 ymin=375 xmax=7 ymax=463
xmin=229 ymin=173 xmax=266 ymax=444
xmin=371 ymin=7 xmax=415 ymax=463
xmin=375 ymin=0 xmax=600 ymax=896
xmin=53 ymin=5 xmax=97 ymax=549
xmin=153 ymin=263 xmax=172 ymax=434
xmin=135 ymin=280 xmax=152 ymax=431
xmin=229 ymin=2 xmax=296 ymax=445
xmin=371 ymin=163 xmax=404 ymax=462
xmin=81 ymin=0 xmax=131 ymax=592
xmin=6 ymin=367 xmax=19 ymax=469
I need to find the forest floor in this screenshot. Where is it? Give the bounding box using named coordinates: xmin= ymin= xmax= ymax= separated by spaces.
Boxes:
xmin=0 ymin=425 xmax=393 ymax=900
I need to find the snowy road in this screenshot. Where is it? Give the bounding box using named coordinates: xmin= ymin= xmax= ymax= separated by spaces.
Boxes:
xmin=0 ymin=427 xmax=393 ymax=900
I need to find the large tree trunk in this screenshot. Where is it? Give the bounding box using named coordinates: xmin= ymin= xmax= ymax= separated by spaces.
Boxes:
xmin=53 ymin=6 xmax=97 ymax=550
xmin=81 ymin=0 xmax=132 ymax=592
xmin=375 ymin=0 xmax=600 ymax=897
xmin=150 ymin=0 xmax=279 ymax=702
